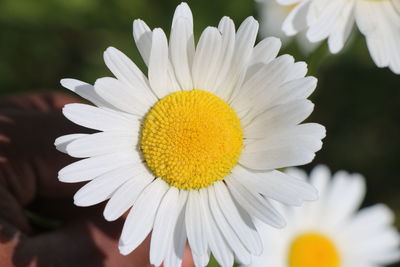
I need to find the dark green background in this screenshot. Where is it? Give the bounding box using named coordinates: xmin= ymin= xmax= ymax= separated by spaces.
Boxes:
xmin=1 ymin=0 xmax=399 ymax=266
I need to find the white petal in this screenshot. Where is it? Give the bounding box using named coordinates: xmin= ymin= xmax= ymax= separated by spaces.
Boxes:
xmin=214 ymin=17 xmax=236 ymax=100
xmin=245 ymin=37 xmax=282 ymax=80
xmin=132 ymin=19 xmax=152 ymax=66
xmin=244 ymin=123 xmax=325 ymax=154
xmin=73 ymin=165 xmax=136 ymax=207
xmin=119 ymin=179 xmax=169 ymax=255
xmin=58 ymin=152 xmax=138 ymax=183
xmin=225 ymin=17 xmax=259 ymax=102
xmin=306 ymin=1 xmax=347 ymax=42
xmin=62 ymin=103 xmax=137 ymax=132
xmin=164 ymin=191 xmax=189 ymax=267
xmin=250 ymin=37 xmax=282 ymax=66
xmin=60 ymin=79 xmax=111 ymax=108
xmin=150 ymin=187 xmax=180 ymax=266
xmin=233 ymin=166 xmax=317 ymax=206
xmin=240 ymin=123 xmax=325 ymax=171
xmin=94 ymin=77 xmax=151 ymax=115
xmin=243 ymin=100 xmax=316 ymax=139
xmin=103 ymin=167 xmax=154 ymax=221
xmin=213 ymin=181 xmax=263 ymax=255
xmin=170 ymin=17 xmax=194 ymax=91
xmin=185 ymin=190 xmax=208 ymax=257
xmin=170 ymin=3 xmax=195 ymax=91
xmin=66 ymin=131 xmax=137 ymax=158
xmin=192 ymin=27 xmax=223 ymax=93
xmin=103 ymin=47 xmax=157 ymax=104
xmin=231 ymin=55 xmax=296 ymax=116
xmin=148 ymin=28 xmax=180 ymax=98
xmin=55 ymin=133 xmax=89 ymax=153
xmin=208 ymin=186 xmax=251 ymax=265
xmin=199 ymin=189 xmax=234 ymax=267
xmin=283 ymin=1 xmax=312 ymax=36
xmin=193 ymin=253 xmax=211 ymax=267
xmin=347 ymin=204 xmax=395 ymax=234
xmin=273 ymin=77 xmax=317 ymax=106
xmin=325 ymin=171 xmax=366 ymax=227
xmin=226 ymin=175 xmax=286 ymax=228
xmin=328 ymin=2 xmax=355 ymax=53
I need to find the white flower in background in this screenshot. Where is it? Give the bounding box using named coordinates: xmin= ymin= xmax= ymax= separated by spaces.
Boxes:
xmin=281 ymin=0 xmax=400 ymax=74
xmin=55 ymin=2 xmax=325 ymax=267
xmin=255 ymin=0 xmax=319 ymax=54
xmin=246 ymin=165 xmax=400 ymax=267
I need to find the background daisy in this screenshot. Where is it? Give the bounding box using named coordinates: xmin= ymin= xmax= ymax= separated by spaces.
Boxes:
xmin=55 ymin=2 xmax=325 ymax=267
xmin=255 ymin=0 xmax=319 ymax=54
xmin=247 ymin=165 xmax=400 ymax=267
xmin=280 ymin=0 xmax=400 ymax=74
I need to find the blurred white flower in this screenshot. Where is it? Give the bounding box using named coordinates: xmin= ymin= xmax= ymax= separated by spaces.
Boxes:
xmin=281 ymin=0 xmax=400 ymax=74
xmin=55 ymin=2 xmax=325 ymax=267
xmin=245 ymin=165 xmax=400 ymax=267
xmin=256 ymin=0 xmax=320 ymax=54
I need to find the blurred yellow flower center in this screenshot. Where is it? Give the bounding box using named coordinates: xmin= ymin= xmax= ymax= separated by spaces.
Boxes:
xmin=282 ymin=3 xmax=298 ymax=14
xmin=288 ymin=233 xmax=340 ymax=267
xmin=140 ymin=90 xmax=243 ymax=190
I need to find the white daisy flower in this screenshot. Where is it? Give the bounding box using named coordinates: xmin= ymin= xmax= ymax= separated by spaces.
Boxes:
xmin=255 ymin=0 xmax=319 ymax=54
xmin=281 ymin=0 xmax=400 ymax=74
xmin=247 ymin=165 xmax=400 ymax=267
xmin=55 ymin=2 xmax=326 ymax=267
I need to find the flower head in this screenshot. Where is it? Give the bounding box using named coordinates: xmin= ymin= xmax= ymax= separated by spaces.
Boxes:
xmin=280 ymin=0 xmax=400 ymax=74
xmin=55 ymin=3 xmax=325 ymax=266
xmin=246 ymin=165 xmax=400 ymax=267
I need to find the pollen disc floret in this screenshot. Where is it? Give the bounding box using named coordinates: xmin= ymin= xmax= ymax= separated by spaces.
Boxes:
xmin=141 ymin=90 xmax=243 ymax=190
xmin=288 ymin=233 xmax=340 ymax=267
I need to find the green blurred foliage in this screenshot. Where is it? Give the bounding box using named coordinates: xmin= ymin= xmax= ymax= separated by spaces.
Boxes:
xmin=1 ymin=0 xmax=400 ymax=266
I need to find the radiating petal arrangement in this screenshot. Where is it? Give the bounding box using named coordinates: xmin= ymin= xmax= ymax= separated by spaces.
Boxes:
xmin=245 ymin=165 xmax=400 ymax=267
xmin=55 ymin=2 xmax=326 ymax=267
xmin=277 ymin=0 xmax=400 ymax=74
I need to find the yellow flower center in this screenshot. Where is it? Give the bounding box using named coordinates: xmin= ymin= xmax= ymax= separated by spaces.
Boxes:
xmin=140 ymin=90 xmax=243 ymax=190
xmin=288 ymin=233 xmax=340 ymax=267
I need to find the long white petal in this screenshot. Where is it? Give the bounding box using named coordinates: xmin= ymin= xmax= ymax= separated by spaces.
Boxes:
xmin=58 ymin=152 xmax=138 ymax=183
xmin=185 ymin=190 xmax=208 ymax=258
xmin=55 ymin=133 xmax=89 ymax=153
xmin=164 ymin=190 xmax=189 ymax=267
xmin=150 ymin=187 xmax=180 ymax=266
xmin=214 ymin=17 xmax=236 ymax=100
xmin=208 ymin=186 xmax=251 ymax=264
xmin=119 ymin=179 xmax=169 ymax=255
xmin=103 ymin=47 xmax=157 ymax=104
xmin=148 ymin=28 xmax=180 ymax=99
xmin=233 ymin=166 xmax=317 ymax=206
xmin=164 ymin=190 xmax=188 ymax=267
xmin=226 ymin=176 xmax=286 ymax=228
xmin=225 ymin=17 xmax=259 ymax=102
xmin=170 ymin=3 xmax=195 ymax=91
xmin=66 ymin=131 xmax=137 ymax=158
xmin=62 ymin=103 xmax=138 ymax=132
xmin=60 ymin=79 xmax=111 ymax=108
xmin=324 ymin=171 xmax=366 ymax=227
xmin=199 ymin=189 xmax=234 ymax=267
xmin=192 ymin=27 xmax=223 ymax=93
xmin=213 ymin=181 xmax=263 ymax=255
xmin=103 ymin=168 xmax=154 ymax=221
xmin=73 ymin=165 xmax=137 ymax=207
xmin=243 ymin=100 xmax=316 ymax=138
xmin=132 ymin=19 xmax=152 ymax=66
